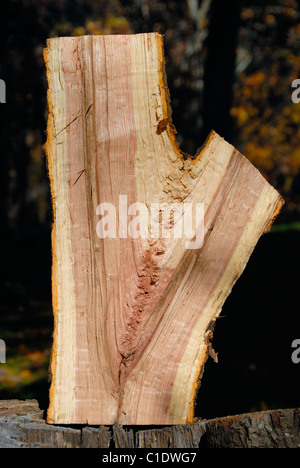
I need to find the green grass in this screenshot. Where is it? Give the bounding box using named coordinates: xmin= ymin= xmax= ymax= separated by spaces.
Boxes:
xmin=271 ymin=221 xmax=300 ymax=232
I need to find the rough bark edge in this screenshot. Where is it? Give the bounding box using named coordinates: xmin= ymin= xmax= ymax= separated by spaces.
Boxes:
xmin=156 ymin=33 xmax=216 ymax=166
xmin=1 ymin=400 xmax=299 ymax=448
xmin=264 ymin=196 xmax=285 ymax=234
xmin=42 ymin=43 xmax=59 ymax=425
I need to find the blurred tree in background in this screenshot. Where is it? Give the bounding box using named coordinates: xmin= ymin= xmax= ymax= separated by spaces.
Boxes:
xmin=0 ymin=0 xmax=299 ymax=418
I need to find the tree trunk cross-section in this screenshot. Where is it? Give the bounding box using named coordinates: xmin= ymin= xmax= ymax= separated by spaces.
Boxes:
xmin=44 ymin=33 xmax=283 ymax=425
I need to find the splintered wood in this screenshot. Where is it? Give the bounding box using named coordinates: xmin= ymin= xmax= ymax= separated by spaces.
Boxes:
xmin=44 ymin=33 xmax=283 ymax=425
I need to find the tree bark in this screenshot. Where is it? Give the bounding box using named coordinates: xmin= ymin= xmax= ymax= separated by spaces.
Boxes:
xmin=44 ymin=32 xmax=283 ymax=426
xmin=0 ymin=400 xmax=299 ymax=448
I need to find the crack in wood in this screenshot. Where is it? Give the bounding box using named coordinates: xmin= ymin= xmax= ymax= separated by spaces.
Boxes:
xmin=52 ymin=114 xmax=80 ymax=139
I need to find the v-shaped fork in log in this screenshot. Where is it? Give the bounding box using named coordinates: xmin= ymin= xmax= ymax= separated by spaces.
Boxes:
xmin=44 ymin=33 xmax=283 ymax=425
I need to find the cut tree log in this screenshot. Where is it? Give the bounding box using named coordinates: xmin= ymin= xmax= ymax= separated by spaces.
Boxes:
xmin=44 ymin=32 xmax=283 ymax=425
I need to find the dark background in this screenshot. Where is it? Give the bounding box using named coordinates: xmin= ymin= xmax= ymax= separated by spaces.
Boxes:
xmin=0 ymin=0 xmax=299 ymax=420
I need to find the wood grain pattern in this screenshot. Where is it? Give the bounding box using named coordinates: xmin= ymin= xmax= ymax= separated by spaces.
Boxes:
xmin=44 ymin=33 xmax=283 ymax=425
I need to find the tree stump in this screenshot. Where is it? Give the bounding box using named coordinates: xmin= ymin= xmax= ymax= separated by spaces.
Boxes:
xmin=0 ymin=400 xmax=299 ymax=448
xmin=44 ymin=32 xmax=283 ymax=425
